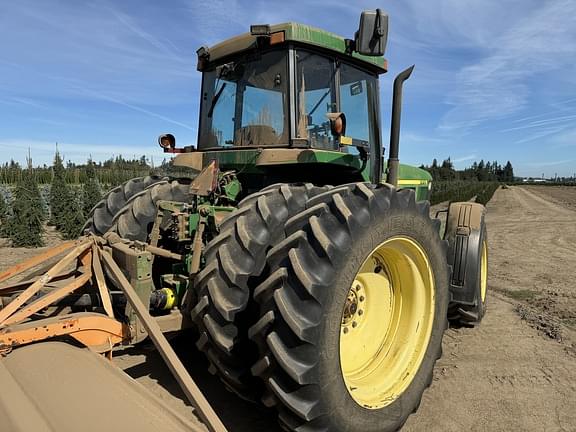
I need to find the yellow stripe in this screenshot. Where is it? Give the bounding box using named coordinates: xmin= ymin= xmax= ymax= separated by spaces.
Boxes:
xmin=397 ymin=179 xmax=428 ymax=185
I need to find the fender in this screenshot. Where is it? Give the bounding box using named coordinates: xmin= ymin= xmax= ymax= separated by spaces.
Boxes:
xmin=444 ymin=202 xmax=487 ymax=314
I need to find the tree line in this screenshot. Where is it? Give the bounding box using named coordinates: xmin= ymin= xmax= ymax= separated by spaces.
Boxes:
xmin=0 ymin=155 xmax=163 ymax=185
xmin=421 ymin=158 xmax=515 ymax=182
xmin=0 ymin=152 xmax=177 ymax=247
xmin=0 ymin=153 xmax=94 ymax=246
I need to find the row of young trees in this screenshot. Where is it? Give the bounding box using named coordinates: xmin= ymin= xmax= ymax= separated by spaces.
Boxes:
xmin=0 ymin=155 xmax=160 ymax=185
xmin=0 ymin=152 xmax=104 ymax=247
xmin=421 ymin=158 xmax=515 ymax=182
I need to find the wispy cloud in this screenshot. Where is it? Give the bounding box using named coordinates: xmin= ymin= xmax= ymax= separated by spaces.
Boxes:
xmin=73 ymin=87 xmax=196 ymax=132
xmin=105 ymin=4 xmax=187 ymax=64
xmin=523 ymin=159 xmax=575 ymax=167
xmin=439 ymin=0 xmax=576 ymax=133
xmin=401 ymin=131 xmax=452 ymax=146
xmin=453 ymin=154 xmax=477 ymax=163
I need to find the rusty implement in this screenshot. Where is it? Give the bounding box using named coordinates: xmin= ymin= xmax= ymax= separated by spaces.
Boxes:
xmin=0 ymin=313 xmax=128 ymax=354
xmin=0 ymin=239 xmax=92 ymax=326
xmin=0 ymin=240 xmax=76 ymax=285
xmin=0 ymin=234 xmax=228 ymax=432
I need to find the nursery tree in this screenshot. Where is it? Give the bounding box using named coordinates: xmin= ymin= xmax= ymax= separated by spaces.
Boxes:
xmin=49 ymin=151 xmax=69 ymax=229
xmin=0 ymin=192 xmax=11 ymax=237
xmin=9 ymin=158 xmax=45 ymax=247
xmin=82 ymin=158 xmax=102 ymax=217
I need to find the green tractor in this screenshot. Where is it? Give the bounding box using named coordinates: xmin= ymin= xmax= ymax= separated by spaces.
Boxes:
xmin=85 ymin=10 xmax=488 ymax=431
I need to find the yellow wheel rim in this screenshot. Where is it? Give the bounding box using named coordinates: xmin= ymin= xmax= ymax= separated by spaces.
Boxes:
xmin=339 ymin=236 xmax=435 ymax=409
xmin=480 ymin=240 xmax=488 ymax=303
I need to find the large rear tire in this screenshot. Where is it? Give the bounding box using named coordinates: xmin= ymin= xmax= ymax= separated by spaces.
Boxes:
xmin=83 ymin=176 xmax=165 ymax=236
xmin=190 ymin=183 xmax=326 ymax=400
xmin=249 ymin=183 xmax=449 ymax=431
xmin=109 ymin=180 xmax=193 ymax=241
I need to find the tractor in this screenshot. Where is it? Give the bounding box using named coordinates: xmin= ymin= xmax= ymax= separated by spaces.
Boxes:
xmin=0 ymin=9 xmax=488 ymax=432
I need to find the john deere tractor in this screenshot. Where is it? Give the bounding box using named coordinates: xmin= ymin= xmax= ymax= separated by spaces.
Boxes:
xmin=83 ymin=10 xmax=488 ymax=431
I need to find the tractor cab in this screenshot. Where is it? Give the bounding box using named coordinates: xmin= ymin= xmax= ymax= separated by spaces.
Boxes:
xmin=196 ymin=23 xmax=386 ymax=156
xmin=161 ymin=11 xmax=431 ymax=198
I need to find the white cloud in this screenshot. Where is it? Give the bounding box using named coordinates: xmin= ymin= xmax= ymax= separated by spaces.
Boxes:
xmin=523 ymin=159 xmax=575 ymax=167
xmin=452 ymin=154 xmax=477 ymax=163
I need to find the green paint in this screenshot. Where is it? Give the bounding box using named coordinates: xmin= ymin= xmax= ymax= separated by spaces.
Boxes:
xmin=283 ymin=23 xmax=386 ymax=71
xmin=223 ymin=178 xmax=242 ymax=201
xmin=385 ymin=163 xmax=433 ymax=181
xmin=188 ymin=213 xmax=200 ymax=237
xmin=380 ymin=163 xmax=432 ymax=201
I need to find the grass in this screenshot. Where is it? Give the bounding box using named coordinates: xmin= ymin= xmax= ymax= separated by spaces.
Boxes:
xmin=499 ymin=288 xmax=539 ymax=301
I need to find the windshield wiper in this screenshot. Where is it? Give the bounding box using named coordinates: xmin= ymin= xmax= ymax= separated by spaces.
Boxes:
xmin=207 ymin=82 xmax=227 ymax=118
xmin=207 ymin=62 xmax=236 ymax=118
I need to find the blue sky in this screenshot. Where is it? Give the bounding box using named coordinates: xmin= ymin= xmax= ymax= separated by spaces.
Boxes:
xmin=1 ymin=0 xmax=575 ymax=177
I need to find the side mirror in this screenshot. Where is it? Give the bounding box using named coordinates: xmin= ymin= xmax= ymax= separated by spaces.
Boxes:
xmin=326 ymin=112 xmax=347 ymax=137
xmin=158 ymin=133 xmax=176 ymax=151
xmin=355 ymin=9 xmax=388 ymax=57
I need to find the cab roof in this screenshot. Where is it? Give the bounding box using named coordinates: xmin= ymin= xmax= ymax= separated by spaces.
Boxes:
xmin=205 ymin=22 xmax=388 ymax=73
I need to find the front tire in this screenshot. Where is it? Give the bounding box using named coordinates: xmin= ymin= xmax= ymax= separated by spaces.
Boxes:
xmin=444 ymin=202 xmax=488 ymax=326
xmin=249 ymin=183 xmax=449 ymax=431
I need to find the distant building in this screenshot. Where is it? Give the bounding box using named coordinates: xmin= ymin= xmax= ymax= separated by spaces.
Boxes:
xmin=522 ymin=177 xmax=547 ymax=183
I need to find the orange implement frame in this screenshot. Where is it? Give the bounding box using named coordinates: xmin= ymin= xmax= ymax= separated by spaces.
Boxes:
xmin=0 ymin=313 xmax=128 ymax=354
xmin=0 ymin=240 xmax=75 ymax=284
xmin=0 ymin=239 xmax=92 ymax=326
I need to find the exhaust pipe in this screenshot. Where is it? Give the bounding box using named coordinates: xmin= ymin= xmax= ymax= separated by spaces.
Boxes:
xmin=387 ymin=65 xmax=414 ymax=187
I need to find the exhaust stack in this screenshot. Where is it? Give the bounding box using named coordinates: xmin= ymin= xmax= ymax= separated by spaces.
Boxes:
xmin=387 ymin=65 xmax=414 ymax=187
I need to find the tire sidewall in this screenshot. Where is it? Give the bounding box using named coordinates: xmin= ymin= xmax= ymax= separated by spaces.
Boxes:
xmin=473 ymin=222 xmax=488 ymax=318
xmin=317 ymin=207 xmax=449 ymax=431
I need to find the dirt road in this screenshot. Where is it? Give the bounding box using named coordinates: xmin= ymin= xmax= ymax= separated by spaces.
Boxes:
xmin=2 ymin=186 xmax=575 ymax=431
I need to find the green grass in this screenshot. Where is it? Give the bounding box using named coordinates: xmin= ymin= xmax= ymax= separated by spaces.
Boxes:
xmin=501 ymin=288 xmax=539 ymax=301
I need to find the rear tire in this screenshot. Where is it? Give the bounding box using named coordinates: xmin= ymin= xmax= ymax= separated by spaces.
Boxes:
xmin=190 ymin=184 xmax=326 ymax=400
xmin=249 ymin=183 xmax=449 ymax=431
xmin=83 ymin=176 xmax=165 ymax=236
xmin=109 ymin=180 xmax=193 ymax=241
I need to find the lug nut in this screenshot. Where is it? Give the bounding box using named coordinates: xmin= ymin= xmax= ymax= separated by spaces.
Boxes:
xmin=352 ymin=321 xmax=357 ymax=328
xmin=359 ymin=296 xmax=365 ymax=302
xmin=343 ymin=327 xmax=349 ymax=334
xmin=358 ymin=310 xmax=363 ymax=316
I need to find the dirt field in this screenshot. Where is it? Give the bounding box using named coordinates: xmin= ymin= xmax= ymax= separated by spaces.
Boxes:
xmin=524 ymin=185 xmax=576 ymax=212
xmin=1 ymin=185 xmax=576 ymax=431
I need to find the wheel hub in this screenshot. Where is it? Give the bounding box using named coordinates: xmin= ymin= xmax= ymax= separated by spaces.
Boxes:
xmin=342 ymin=283 xmax=365 ymax=330
xmin=339 ymin=236 xmax=435 ymax=410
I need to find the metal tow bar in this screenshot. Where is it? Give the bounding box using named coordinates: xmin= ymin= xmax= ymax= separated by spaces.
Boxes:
xmin=100 ymin=248 xmax=228 ymax=432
